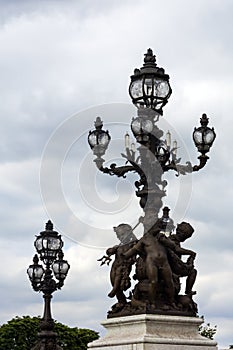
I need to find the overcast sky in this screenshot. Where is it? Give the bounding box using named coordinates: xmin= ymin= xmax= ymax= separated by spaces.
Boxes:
xmin=0 ymin=0 xmax=232 ymax=348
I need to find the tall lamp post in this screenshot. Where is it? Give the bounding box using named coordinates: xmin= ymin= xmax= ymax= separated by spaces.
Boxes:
xmin=27 ymin=220 xmax=70 ymax=350
xmin=88 ymin=49 xmax=216 ymax=317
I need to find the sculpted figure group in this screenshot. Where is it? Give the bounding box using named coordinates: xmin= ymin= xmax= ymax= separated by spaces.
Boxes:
xmin=99 ymin=215 xmax=198 ymax=318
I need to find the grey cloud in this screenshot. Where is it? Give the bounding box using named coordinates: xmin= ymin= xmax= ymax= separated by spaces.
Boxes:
xmin=0 ymin=0 xmax=232 ymax=347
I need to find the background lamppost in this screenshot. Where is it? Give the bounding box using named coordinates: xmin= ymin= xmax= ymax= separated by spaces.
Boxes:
xmin=27 ymin=220 xmax=70 ymax=350
xmin=88 ymin=49 xmax=216 ymax=317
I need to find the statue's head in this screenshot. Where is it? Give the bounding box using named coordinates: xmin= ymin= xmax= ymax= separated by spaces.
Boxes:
xmin=113 ymin=224 xmax=136 ymax=244
xmin=176 ymin=222 xmax=194 ymax=241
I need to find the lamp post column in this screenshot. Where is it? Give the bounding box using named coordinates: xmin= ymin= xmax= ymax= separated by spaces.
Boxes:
xmin=136 ymin=143 xmax=166 ymax=232
xmin=27 ymin=221 xmax=70 ymax=350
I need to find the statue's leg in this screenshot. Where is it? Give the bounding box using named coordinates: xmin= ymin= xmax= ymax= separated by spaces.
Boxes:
xmin=115 ymin=290 xmax=127 ymax=304
xmin=108 ymin=282 xmax=119 ymax=297
xmin=161 ymin=265 xmax=175 ymax=304
xmin=108 ymin=269 xmax=121 ymax=298
xmin=185 ymin=268 xmax=197 ymax=295
xmin=147 ymin=264 xmax=158 ymax=305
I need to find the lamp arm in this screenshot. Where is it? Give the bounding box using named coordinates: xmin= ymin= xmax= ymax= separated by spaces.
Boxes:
xmin=121 ymin=152 xmax=145 ymax=178
xmin=164 ymin=152 xmax=209 ymax=175
xmin=93 ymin=155 xmax=138 ymax=178
xmin=163 ymin=160 xmax=193 ymax=176
xmin=192 ymin=154 xmax=209 ymax=172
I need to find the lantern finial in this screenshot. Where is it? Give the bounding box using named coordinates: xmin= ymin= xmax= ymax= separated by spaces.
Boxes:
xmin=45 ymin=220 xmax=53 ymax=231
xmin=200 ymin=113 xmax=209 ymax=127
xmin=94 ymin=117 xmax=103 ymax=130
xmin=144 ymin=48 xmax=157 ymax=66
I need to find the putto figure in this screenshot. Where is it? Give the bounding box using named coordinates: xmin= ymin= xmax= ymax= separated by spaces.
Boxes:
xmin=124 ymin=220 xmax=175 ymax=307
xmin=169 ymin=222 xmax=197 ymax=296
xmin=100 ymin=215 xmax=198 ymax=318
xmin=99 ymin=224 xmax=137 ymax=312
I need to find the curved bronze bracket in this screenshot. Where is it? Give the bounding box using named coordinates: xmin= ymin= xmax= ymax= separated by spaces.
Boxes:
xmin=192 ymin=154 xmax=209 ymax=172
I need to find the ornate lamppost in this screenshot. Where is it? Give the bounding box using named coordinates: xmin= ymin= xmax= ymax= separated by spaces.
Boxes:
xmin=88 ymin=49 xmax=216 ymax=317
xmin=27 ymin=220 xmax=70 ymax=350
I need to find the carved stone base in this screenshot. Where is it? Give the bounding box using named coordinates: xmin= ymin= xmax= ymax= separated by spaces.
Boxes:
xmin=88 ymin=314 xmax=218 ymax=350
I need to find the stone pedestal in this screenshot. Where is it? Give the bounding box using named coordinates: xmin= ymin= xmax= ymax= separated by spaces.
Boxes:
xmin=88 ymin=314 xmax=218 ymax=350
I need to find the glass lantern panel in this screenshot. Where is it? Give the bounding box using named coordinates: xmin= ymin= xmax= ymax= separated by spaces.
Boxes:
xmin=35 ymin=237 xmax=43 ymax=252
xmin=153 ymin=79 xmax=159 ymax=96
xmin=88 ymin=133 xmax=97 ymax=147
xmin=27 ymin=266 xmax=34 ymax=279
xmin=131 ymin=118 xmax=141 ymax=134
xmin=204 ymin=129 xmax=215 ymax=144
xmin=193 ymin=130 xmax=203 ymax=144
xmin=98 ymin=132 xmax=109 ymax=147
xmin=46 ymin=237 xmax=61 ymax=250
xmin=52 ymin=261 xmax=69 ymax=279
xmin=155 ymin=80 xmax=170 ymax=98
xmin=52 ymin=262 xmax=59 ymax=273
xmin=34 ymin=266 xmax=44 ymax=279
xmin=59 ymin=261 xmax=69 ymax=274
xmin=142 ymin=120 xmax=153 ymax=133
xmin=144 ymin=78 xmax=153 ymax=96
xmin=130 ymin=80 xmax=143 ymax=98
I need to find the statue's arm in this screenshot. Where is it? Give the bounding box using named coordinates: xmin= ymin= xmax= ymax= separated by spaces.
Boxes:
xmin=175 ymin=246 xmax=196 ymax=258
xmin=159 ymin=235 xmax=177 ymax=249
xmin=160 ymin=236 xmax=196 ymax=259
xmin=106 ymin=245 xmax=118 ymax=256
xmin=123 ymin=241 xmax=142 ymax=259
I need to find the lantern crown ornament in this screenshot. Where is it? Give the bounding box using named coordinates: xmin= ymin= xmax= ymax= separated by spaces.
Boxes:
xmin=52 ymin=250 xmax=70 ymax=284
xmin=88 ymin=117 xmax=111 ymax=158
xmin=27 ymin=254 xmax=44 ymax=291
xmin=193 ymin=113 xmax=216 ymax=154
xmin=34 ymin=220 xmax=63 ymax=266
xmin=129 ymin=48 xmax=172 ymax=114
